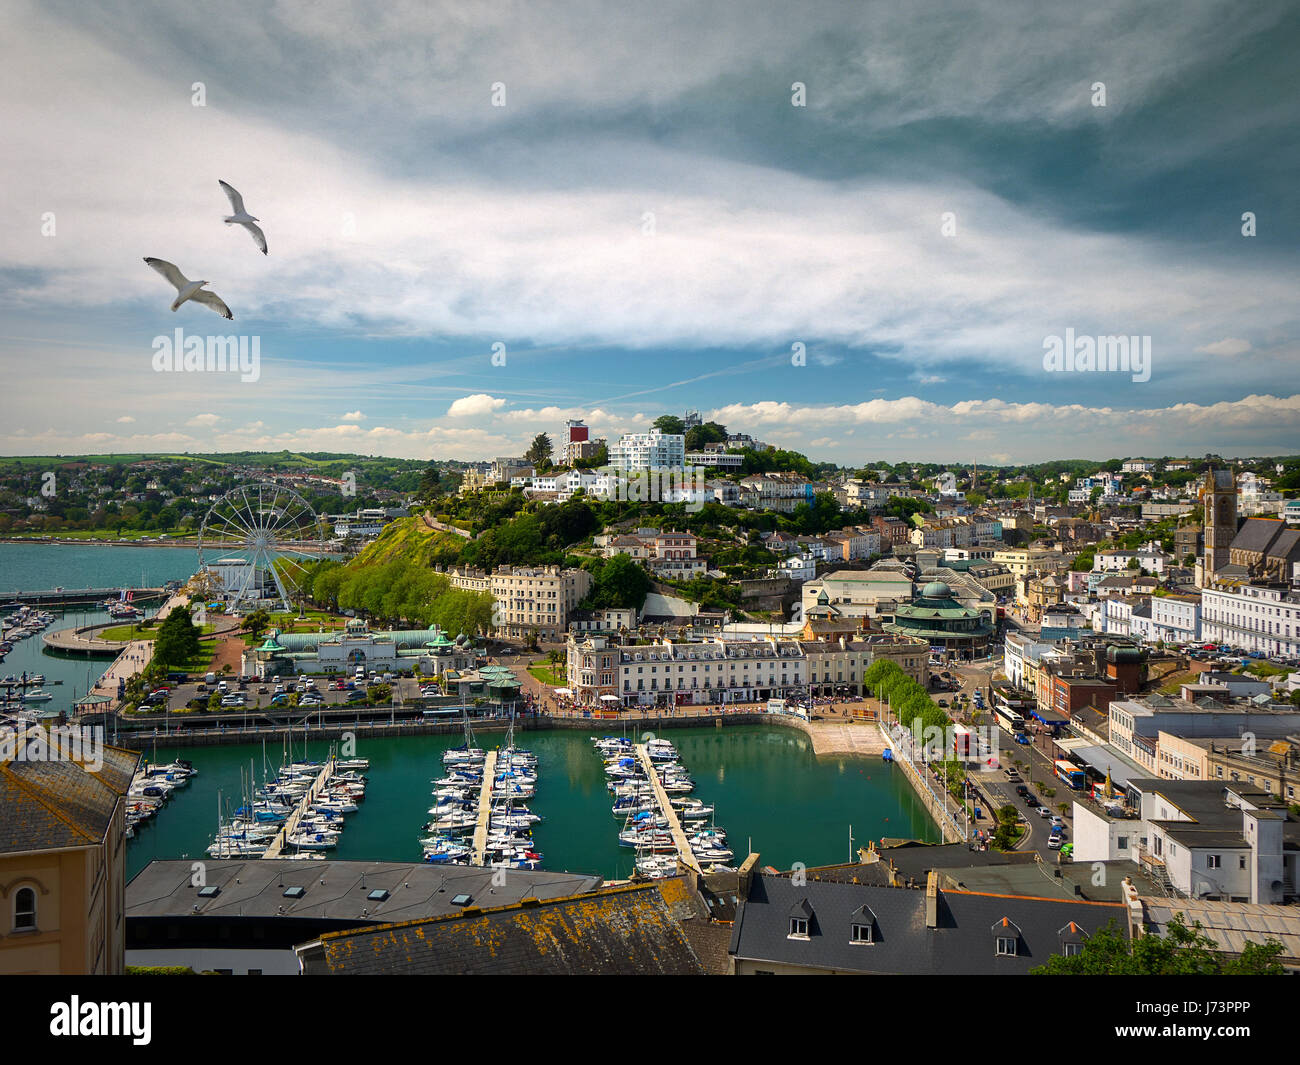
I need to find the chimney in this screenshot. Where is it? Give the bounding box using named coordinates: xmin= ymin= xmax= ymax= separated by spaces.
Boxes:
xmin=925 ymin=869 xmax=939 ymax=929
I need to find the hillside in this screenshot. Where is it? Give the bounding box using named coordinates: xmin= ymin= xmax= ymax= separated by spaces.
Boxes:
xmin=351 ymin=515 xmax=467 ymax=568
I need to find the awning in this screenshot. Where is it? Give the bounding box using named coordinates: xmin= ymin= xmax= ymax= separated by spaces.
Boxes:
xmin=1067 ymin=744 xmax=1143 ymax=788
xmin=599 ymin=694 xmax=620 ymax=702
xmin=1055 ymin=737 xmax=1091 ymax=753
xmin=1029 ymin=709 xmax=1068 ymax=725
xmin=554 ymin=688 xmax=572 ymax=696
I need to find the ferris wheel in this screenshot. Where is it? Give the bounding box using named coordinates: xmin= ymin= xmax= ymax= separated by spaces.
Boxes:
xmin=197 ymin=482 xmax=326 ymax=606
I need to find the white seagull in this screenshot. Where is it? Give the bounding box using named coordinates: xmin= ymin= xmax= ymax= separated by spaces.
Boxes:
xmin=142 ymin=257 xmax=234 ymax=319
xmin=218 ymin=179 xmax=268 ymax=254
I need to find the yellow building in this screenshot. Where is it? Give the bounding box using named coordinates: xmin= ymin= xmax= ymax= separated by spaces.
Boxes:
xmin=0 ymin=731 xmax=139 ymax=974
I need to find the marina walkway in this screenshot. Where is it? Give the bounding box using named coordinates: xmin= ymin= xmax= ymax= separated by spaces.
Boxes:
xmin=470 ymin=750 xmax=498 ymax=866
xmin=90 ymin=592 xmax=190 ymax=699
xmin=263 ymin=758 xmax=335 ymax=858
xmin=634 ymin=744 xmax=700 ymax=876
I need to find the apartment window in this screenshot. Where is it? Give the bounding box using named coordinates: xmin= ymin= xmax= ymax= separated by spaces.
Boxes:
xmin=1239 ymin=855 xmax=1247 ymax=870
xmin=996 ymin=936 xmax=1017 ymax=957
xmin=1062 ymin=942 xmax=1083 ymax=957
xmin=789 ymin=917 xmax=809 ymax=938
xmin=1207 ymin=854 xmax=1221 ymax=869
xmin=12 ymin=887 xmax=36 ymax=932
xmin=851 ymin=923 xmax=873 ymax=944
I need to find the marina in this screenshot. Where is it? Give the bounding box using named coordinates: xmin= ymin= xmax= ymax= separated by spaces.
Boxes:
xmin=126 ymin=725 xmax=939 ymax=882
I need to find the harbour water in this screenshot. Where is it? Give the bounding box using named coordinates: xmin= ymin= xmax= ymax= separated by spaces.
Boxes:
xmin=1 ymin=543 xmax=200 ymax=708
xmin=1 ymin=544 xmax=941 ymax=881
xmin=126 ymin=726 xmax=941 ymax=881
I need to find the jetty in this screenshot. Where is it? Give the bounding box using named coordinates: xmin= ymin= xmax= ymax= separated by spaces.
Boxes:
xmin=3 ymin=586 xmax=168 ymax=607
xmin=469 ymin=750 xmax=499 ymax=866
xmin=634 ymin=743 xmax=701 ymax=875
xmin=262 ymin=757 xmax=336 ymax=859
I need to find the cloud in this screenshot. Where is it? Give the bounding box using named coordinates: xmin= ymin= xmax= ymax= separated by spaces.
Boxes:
xmin=342 ymin=410 xmax=366 ymax=421
xmin=186 ymin=413 xmax=221 ymax=427
xmin=1195 ymin=338 xmax=1252 ymax=357
xmin=447 ymin=394 xmax=507 ymax=418
xmin=115 ymin=415 xmax=135 ymax=424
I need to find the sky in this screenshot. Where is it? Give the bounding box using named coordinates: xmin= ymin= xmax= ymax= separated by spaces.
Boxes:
xmin=1 ymin=0 xmax=1297 ymax=466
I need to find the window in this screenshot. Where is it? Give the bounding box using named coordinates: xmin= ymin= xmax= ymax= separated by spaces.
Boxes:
xmin=1207 ymin=854 xmax=1221 ymax=869
xmin=13 ymin=887 xmax=36 ymax=932
xmin=789 ymin=917 xmax=809 ymax=938
xmin=851 ymin=923 xmax=873 ymax=944
xmin=996 ymin=936 xmax=1017 ymax=956
xmin=1063 ymin=942 xmax=1083 ymax=957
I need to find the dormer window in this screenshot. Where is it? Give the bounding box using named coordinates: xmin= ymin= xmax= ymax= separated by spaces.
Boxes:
xmin=788 ymin=898 xmax=813 ymax=939
xmin=1058 ymin=921 xmax=1088 ymax=957
xmin=993 ymin=916 xmax=1022 ymax=956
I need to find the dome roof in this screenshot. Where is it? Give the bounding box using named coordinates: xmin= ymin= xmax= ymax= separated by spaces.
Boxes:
xmin=921 ymin=580 xmax=953 ymax=599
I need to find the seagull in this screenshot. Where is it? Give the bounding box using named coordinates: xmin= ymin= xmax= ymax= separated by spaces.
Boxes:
xmin=142 ymin=257 xmax=234 ymax=319
xmin=218 ymin=179 xmax=268 ymax=254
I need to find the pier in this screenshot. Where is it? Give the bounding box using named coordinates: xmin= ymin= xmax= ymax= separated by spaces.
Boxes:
xmin=3 ymin=586 xmax=168 ymax=607
xmin=634 ymin=743 xmax=700 ymax=876
xmin=469 ymin=750 xmax=498 ymax=866
xmin=262 ymin=757 xmax=336 ymax=858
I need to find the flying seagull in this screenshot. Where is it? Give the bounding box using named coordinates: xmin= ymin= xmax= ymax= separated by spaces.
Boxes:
xmin=142 ymin=257 xmax=234 ymax=319
xmin=218 ymin=179 xmax=268 ymax=254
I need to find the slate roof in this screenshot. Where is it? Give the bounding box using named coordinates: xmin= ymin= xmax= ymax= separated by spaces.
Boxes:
xmin=728 ymin=873 xmax=1128 ymax=974
xmin=0 ymin=733 xmax=139 ymax=855
xmin=1230 ymin=517 xmax=1286 ymax=556
xmin=126 ymin=859 xmax=603 ymax=924
xmin=309 ymin=877 xmax=714 ymax=974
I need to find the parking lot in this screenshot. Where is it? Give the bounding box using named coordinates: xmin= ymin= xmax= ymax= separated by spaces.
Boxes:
xmin=139 ymin=671 xmax=429 ymax=715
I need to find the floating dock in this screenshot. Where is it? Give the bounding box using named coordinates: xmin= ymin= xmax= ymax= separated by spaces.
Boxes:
xmin=469 ymin=750 xmax=498 ymax=866
xmin=262 ymin=757 xmax=335 ymax=858
xmin=634 ymin=743 xmax=701 ymax=875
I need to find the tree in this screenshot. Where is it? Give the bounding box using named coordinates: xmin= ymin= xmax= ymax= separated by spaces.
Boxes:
xmin=525 ymin=433 xmax=553 ymax=468
xmin=246 ymin=608 xmax=271 ymax=640
xmin=583 ymin=553 xmax=651 ymax=610
xmin=153 ymin=606 xmax=203 ymax=668
xmin=1032 ymin=914 xmax=1285 ymax=975
xmin=653 ymin=415 xmax=685 ymax=436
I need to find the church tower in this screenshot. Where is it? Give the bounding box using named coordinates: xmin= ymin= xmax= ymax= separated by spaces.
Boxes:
xmin=1201 ymin=468 xmax=1236 ymax=585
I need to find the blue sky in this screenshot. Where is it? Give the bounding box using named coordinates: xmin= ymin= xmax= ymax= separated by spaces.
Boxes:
xmin=1 ymin=0 xmax=1297 ymax=464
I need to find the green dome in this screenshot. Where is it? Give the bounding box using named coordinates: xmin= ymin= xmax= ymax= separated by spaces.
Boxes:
xmin=921 ymin=580 xmax=952 ymax=599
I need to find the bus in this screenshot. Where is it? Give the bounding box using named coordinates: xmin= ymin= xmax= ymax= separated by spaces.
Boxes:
xmin=993 ymin=705 xmax=1025 ymax=737
xmin=1054 ymin=759 xmax=1086 ymax=790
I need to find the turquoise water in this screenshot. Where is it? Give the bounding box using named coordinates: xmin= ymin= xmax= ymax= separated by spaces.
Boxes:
xmin=126 ymin=726 xmax=939 ymax=881
xmin=1 ymin=543 xmax=201 ymax=709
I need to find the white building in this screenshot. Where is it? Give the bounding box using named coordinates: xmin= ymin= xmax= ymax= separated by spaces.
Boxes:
xmin=609 ymin=428 xmax=686 ymax=470
xmin=1201 ymin=581 xmax=1300 ymax=658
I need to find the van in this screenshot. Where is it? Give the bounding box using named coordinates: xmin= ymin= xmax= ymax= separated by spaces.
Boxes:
xmin=205 ymin=672 xmax=217 ymax=685
xmin=217 ymin=680 xmax=229 ymax=694
xmin=355 ymin=666 xmax=366 ymax=679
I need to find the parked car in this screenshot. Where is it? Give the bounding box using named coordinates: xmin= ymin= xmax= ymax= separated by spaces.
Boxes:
xmin=1024 ymin=794 xmax=1039 ymax=807
xmin=1037 ymin=806 xmax=1051 ymax=818
xmin=1047 ymin=835 xmax=1062 ymax=850
xmin=1014 ymin=784 xmax=1028 ymax=796
xmin=346 ymin=690 xmax=366 ymax=703
xmin=1051 ymin=815 xmax=1065 ymax=827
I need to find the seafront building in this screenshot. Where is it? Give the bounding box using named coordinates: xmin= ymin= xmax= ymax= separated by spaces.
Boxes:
xmin=565 ymin=630 xmax=928 ymax=708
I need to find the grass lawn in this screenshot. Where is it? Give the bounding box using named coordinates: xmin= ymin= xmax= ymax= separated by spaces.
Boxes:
xmin=101 ymin=622 xmax=215 ymax=643
xmin=527 ymin=662 xmax=567 ymax=687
